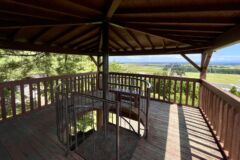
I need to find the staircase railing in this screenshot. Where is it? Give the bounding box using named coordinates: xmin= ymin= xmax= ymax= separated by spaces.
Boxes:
xmin=56 ymin=83 xmax=120 ymax=160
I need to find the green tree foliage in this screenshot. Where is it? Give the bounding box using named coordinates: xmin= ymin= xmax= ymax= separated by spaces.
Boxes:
xmin=230 ymin=86 xmax=240 ymax=97
xmin=109 ymin=61 xmax=128 ymax=72
xmin=0 ymin=49 xmax=96 ymax=82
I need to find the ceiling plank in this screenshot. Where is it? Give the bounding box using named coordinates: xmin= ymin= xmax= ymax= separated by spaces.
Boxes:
xmin=75 ymin=37 xmax=99 ymax=50
xmin=0 ymin=21 xmax=101 ymax=29
xmin=60 ymin=26 xmax=97 ymax=46
xmin=0 ymin=0 xmax=91 ymax=20
xmin=106 ymin=0 xmax=122 ymax=19
xmin=47 ymin=26 xmax=79 ymax=45
xmin=126 ymin=30 xmax=144 ymax=50
xmin=145 ymin=35 xmax=154 ymax=49
xmin=70 ymin=30 xmax=99 ymax=48
xmin=111 ymin=27 xmax=135 ymax=50
xmin=109 ymin=46 xmax=211 ymax=56
xmin=109 ymin=39 xmax=125 ymax=51
xmin=29 ymin=27 xmax=51 ymax=43
xmin=0 ymin=40 xmax=99 ymax=55
xmin=181 ymin=54 xmax=201 ymax=71
xmin=110 ymin=22 xmax=195 ymax=46
xmin=212 ymin=25 xmax=240 ymax=50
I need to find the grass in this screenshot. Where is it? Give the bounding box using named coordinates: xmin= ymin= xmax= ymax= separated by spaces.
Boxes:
xmin=120 ymin=63 xmax=240 ymax=86
xmin=185 ymin=72 xmax=240 ymax=84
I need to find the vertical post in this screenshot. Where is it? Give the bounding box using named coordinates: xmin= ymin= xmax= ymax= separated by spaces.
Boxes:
xmin=200 ymin=50 xmax=213 ymax=80
xmin=200 ymin=50 xmax=213 ymax=108
xmin=102 ymin=22 xmax=109 ymax=99
xmin=102 ymin=21 xmax=109 ymax=135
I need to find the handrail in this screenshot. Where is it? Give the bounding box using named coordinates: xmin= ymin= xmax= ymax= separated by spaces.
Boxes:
xmin=200 ymin=80 xmax=240 ymax=159
xmin=201 ymin=79 xmax=240 ymax=110
xmin=0 ymin=72 xmax=98 ymax=121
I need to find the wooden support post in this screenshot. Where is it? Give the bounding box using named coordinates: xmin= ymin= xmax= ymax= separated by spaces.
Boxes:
xmin=97 ymin=109 xmax=104 ymax=130
xmin=102 ymin=21 xmax=109 ymax=135
xmin=200 ymin=50 xmax=213 ymax=79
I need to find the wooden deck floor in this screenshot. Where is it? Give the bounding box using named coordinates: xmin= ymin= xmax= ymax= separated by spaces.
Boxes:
xmin=0 ymin=101 xmax=223 ymax=160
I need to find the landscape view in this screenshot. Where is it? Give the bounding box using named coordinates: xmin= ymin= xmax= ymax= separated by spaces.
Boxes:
xmin=1 ymin=44 xmax=240 ymax=98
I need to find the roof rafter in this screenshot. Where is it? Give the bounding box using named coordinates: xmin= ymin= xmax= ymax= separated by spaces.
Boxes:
xmin=29 ymin=27 xmax=51 ymax=43
xmin=75 ymin=37 xmax=99 ymax=50
xmin=111 ymin=27 xmax=135 ymax=50
xmin=0 ymin=21 xmax=101 ymax=29
xmin=106 ymin=0 xmax=122 ymax=19
xmin=0 ymin=40 xmax=100 ymax=55
xmin=109 ymin=39 xmax=125 ymax=51
xmin=0 ymin=0 xmax=91 ymax=20
xmin=61 ymin=26 xmax=97 ymax=46
xmin=212 ymin=24 xmax=240 ymax=50
xmin=70 ymin=30 xmax=100 ymax=48
xmin=145 ymin=35 xmax=154 ymax=49
xmin=110 ymin=22 xmax=196 ymax=46
xmin=126 ymin=30 xmax=144 ymax=50
xmin=110 ymin=46 xmax=211 ymax=56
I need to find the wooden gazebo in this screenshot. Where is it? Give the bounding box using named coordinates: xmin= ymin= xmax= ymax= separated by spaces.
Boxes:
xmin=0 ymin=0 xmax=240 ymax=160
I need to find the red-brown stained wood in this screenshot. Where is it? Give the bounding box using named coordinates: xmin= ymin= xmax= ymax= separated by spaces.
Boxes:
xmin=29 ymin=83 xmax=34 ymax=111
xmin=37 ymin=82 xmax=41 ymax=108
xmin=20 ymin=84 xmax=26 ymax=113
xmin=11 ymin=86 xmax=16 ymax=117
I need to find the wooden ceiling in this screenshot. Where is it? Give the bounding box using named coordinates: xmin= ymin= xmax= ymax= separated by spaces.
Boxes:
xmin=0 ymin=0 xmax=239 ymax=56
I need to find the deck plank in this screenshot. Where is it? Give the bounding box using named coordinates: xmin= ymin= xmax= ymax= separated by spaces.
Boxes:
xmin=131 ymin=101 xmax=223 ymax=160
xmin=0 ymin=101 xmax=223 ymax=160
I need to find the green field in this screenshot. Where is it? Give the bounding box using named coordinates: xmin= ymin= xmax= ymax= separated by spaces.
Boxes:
xmin=119 ymin=63 xmax=240 ymax=89
xmin=185 ymin=72 xmax=240 ymax=84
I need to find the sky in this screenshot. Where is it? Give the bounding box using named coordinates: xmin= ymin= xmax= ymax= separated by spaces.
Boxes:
xmin=110 ymin=43 xmax=240 ymax=64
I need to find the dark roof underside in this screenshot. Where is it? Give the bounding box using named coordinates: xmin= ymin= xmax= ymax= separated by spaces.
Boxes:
xmin=0 ymin=0 xmax=239 ymax=56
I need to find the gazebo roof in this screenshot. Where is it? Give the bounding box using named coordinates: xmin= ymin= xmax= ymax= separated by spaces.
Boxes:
xmin=0 ymin=0 xmax=239 ymax=55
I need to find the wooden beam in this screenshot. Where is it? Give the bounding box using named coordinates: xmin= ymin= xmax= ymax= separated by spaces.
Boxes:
xmin=47 ymin=26 xmax=79 ymax=45
xmin=146 ymin=35 xmax=154 ymax=49
xmin=200 ymin=50 xmax=213 ymax=79
xmin=89 ymin=55 xmax=97 ymax=66
xmin=71 ymin=31 xmax=99 ymax=48
xmin=98 ymin=31 xmax=103 ymax=52
xmin=0 ymin=40 xmax=100 ymax=55
xmin=109 ymin=38 xmax=125 ymax=51
xmin=111 ymin=27 xmax=135 ymax=50
xmin=29 ymin=27 xmax=51 ymax=43
xmin=126 ymin=30 xmax=144 ymax=50
xmin=212 ymin=25 xmax=240 ymax=50
xmin=106 ymin=0 xmax=122 ymax=19
xmin=75 ymin=38 xmax=99 ymax=50
xmin=181 ymin=54 xmax=201 ymax=71
xmin=0 ymin=0 xmax=93 ymax=20
xmin=0 ymin=21 xmax=101 ymax=29
xmin=8 ymin=28 xmax=21 ymax=41
xmin=109 ymin=46 xmax=211 ymax=56
xmin=61 ymin=26 xmax=97 ymax=46
xmin=110 ymin=22 xmax=195 ymax=46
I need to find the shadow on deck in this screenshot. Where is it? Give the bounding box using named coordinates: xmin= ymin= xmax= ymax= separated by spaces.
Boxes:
xmin=0 ymin=101 xmax=223 ymax=160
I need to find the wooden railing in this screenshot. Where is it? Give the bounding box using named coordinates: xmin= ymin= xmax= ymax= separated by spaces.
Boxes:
xmin=200 ymin=80 xmax=240 ymax=159
xmin=0 ymin=72 xmax=97 ymax=121
xmin=100 ymin=72 xmax=201 ymax=107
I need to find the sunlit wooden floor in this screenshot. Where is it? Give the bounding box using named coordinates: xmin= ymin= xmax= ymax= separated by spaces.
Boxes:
xmin=131 ymin=101 xmax=223 ymax=160
xmin=0 ymin=101 xmax=223 ymax=160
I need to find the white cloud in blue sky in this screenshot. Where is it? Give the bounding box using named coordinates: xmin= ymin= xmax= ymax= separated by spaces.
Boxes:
xmin=110 ymin=43 xmax=240 ymax=64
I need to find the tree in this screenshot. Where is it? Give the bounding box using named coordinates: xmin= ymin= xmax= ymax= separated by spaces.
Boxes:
xmin=0 ymin=49 xmax=96 ymax=82
xmin=109 ymin=61 xmax=127 ymax=72
xmin=229 ymin=86 xmax=240 ymax=97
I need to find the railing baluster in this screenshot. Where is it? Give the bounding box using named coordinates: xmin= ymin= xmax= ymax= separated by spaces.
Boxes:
xmin=20 ymin=84 xmax=25 ymax=113
xmin=0 ymin=86 xmax=6 ymax=120
xmin=29 ymin=82 xmax=34 ymax=111
xmin=37 ymin=82 xmax=41 ymax=108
